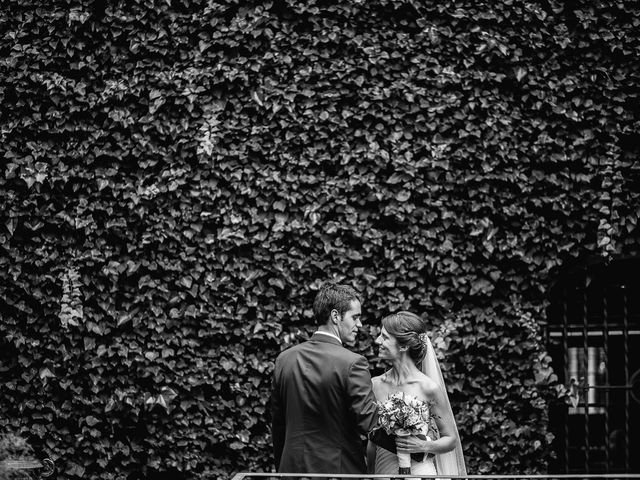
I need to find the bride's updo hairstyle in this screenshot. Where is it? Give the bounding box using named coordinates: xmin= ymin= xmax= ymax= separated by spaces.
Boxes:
xmin=381 ymin=311 xmax=428 ymax=366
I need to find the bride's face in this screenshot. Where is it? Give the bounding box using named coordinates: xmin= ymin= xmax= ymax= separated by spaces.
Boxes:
xmin=375 ymin=326 xmax=402 ymax=360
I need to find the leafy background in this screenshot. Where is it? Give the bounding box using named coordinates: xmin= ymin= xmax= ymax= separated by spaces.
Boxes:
xmin=1 ymin=0 xmax=639 ymax=478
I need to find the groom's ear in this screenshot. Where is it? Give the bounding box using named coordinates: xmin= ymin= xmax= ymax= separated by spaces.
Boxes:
xmin=330 ymin=309 xmax=340 ymax=324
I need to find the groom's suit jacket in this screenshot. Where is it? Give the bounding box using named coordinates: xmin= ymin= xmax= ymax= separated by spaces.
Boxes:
xmin=271 ymin=332 xmax=378 ymax=474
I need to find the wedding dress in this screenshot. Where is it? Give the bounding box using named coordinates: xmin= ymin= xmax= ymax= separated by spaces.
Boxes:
xmin=375 ymin=444 xmax=437 ymax=476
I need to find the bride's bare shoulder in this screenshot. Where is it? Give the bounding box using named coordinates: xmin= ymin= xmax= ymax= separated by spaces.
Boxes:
xmin=371 ymin=373 xmax=388 ymax=400
xmin=371 ymin=370 xmax=388 ymax=387
xmin=417 ymin=373 xmax=440 ymax=398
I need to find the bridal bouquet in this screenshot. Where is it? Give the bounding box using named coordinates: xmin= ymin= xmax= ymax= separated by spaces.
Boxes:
xmin=373 ymin=392 xmax=432 ymax=474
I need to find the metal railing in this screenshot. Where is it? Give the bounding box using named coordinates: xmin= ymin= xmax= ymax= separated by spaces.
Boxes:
xmin=230 ymin=475 xmax=640 ymax=480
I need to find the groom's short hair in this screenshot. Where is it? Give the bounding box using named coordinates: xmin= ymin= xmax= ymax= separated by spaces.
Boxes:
xmin=313 ymin=282 xmax=361 ymax=325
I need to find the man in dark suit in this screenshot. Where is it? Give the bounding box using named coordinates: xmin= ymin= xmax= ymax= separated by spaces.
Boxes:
xmin=271 ymin=283 xmax=378 ymax=474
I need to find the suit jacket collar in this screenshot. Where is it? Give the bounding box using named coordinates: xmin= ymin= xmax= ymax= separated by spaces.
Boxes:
xmin=311 ymin=331 xmax=342 ymax=346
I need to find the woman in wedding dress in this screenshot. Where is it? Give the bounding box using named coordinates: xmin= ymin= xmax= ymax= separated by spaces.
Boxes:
xmin=368 ymin=311 xmax=467 ymax=477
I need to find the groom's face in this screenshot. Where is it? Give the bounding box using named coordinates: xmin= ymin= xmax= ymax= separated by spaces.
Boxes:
xmin=335 ymin=299 xmax=362 ymax=345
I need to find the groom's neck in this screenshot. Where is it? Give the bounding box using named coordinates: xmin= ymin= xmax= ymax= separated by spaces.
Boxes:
xmin=316 ymin=326 xmax=343 ymax=343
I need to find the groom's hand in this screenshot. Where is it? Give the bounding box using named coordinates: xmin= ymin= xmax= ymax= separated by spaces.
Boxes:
xmin=395 ymin=435 xmax=431 ymax=454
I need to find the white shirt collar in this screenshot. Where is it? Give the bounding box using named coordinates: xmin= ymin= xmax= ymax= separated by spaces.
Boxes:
xmin=314 ymin=330 xmax=342 ymax=344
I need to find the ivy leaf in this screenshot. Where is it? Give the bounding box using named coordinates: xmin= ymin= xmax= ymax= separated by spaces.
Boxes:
xmin=85 ymin=416 xmax=99 ymax=426
xmin=515 ymin=67 xmax=528 ymax=82
xmin=395 ymin=190 xmax=411 ymax=202
xmin=39 ymin=368 xmax=55 ymax=380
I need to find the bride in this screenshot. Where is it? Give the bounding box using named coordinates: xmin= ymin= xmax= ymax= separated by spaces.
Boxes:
xmin=368 ymin=311 xmax=467 ymax=477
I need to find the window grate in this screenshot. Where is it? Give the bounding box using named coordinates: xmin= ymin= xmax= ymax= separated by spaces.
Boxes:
xmin=546 ymin=259 xmax=640 ymax=474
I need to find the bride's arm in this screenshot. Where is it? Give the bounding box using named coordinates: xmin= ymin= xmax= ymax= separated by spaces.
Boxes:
xmin=395 ymin=383 xmax=458 ymax=455
xmin=426 ymin=384 xmax=458 ymax=453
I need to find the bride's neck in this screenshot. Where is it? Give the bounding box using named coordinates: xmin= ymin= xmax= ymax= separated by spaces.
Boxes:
xmin=385 ymin=356 xmax=418 ymax=385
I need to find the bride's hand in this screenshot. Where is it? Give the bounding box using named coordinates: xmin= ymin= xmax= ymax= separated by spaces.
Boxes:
xmin=395 ymin=435 xmax=431 ymax=454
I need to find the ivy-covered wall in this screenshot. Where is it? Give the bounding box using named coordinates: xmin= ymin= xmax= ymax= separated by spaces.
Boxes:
xmin=1 ymin=0 xmax=639 ymax=478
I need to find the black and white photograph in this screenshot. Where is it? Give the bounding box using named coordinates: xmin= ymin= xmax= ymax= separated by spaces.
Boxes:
xmin=1 ymin=1 xmax=639 ymax=479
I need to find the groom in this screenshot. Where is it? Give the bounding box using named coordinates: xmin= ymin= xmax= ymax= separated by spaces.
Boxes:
xmin=271 ymin=282 xmax=378 ymax=474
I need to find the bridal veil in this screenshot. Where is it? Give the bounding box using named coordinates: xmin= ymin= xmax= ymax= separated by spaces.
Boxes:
xmin=422 ymin=333 xmax=468 ymax=476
